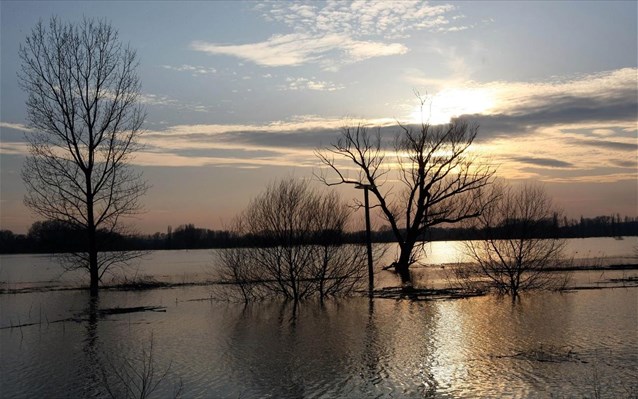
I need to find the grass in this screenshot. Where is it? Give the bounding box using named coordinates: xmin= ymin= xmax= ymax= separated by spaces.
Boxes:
xmin=104 ymin=275 xmax=172 ymax=291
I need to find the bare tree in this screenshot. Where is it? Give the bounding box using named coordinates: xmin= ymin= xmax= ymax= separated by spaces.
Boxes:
xmin=218 ymin=178 xmax=372 ymax=302
xmin=462 ymin=183 xmax=570 ymax=296
xmin=19 ymin=17 xmax=147 ymax=295
xmin=316 ymin=109 xmax=495 ymax=286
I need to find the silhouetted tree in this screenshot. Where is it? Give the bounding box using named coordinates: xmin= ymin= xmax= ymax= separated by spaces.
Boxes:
xmin=19 ymin=17 xmax=147 ymax=295
xmin=171 ymin=224 xmax=202 ymax=249
xmin=218 ymin=179 xmax=372 ymax=302
xmin=0 ymin=230 xmax=29 ymax=253
xmin=317 ymin=108 xmax=495 ymax=286
xmin=462 ymin=183 xmax=570 ymax=296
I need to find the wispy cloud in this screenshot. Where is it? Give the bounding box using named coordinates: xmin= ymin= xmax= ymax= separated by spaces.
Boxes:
xmin=281 ymin=77 xmax=345 ymax=91
xmin=139 ymin=93 xmax=179 ymax=106
xmin=610 ymin=159 xmax=637 ymax=168
xmin=537 ymin=172 xmax=637 ymax=184
xmin=566 ymin=137 xmax=637 ymax=152
xmin=192 ymin=1 xmax=463 ymax=69
xmin=0 ymin=122 xmax=32 ymax=132
xmin=139 ymin=93 xmax=213 ymax=113
xmin=136 ymin=115 xmax=397 ymax=168
xmin=0 ymin=141 xmax=29 ymax=155
xmin=510 ymin=157 xmax=574 ymax=169
xmin=162 ymin=64 xmax=217 ymax=76
xmin=0 ymin=122 xmax=32 ymax=144
xmin=133 ymin=151 xmax=310 ymax=168
xmin=191 ymin=33 xmax=407 ymax=69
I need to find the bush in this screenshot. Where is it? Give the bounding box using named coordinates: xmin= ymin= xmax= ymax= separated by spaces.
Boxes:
xmin=218 ymin=179 xmax=369 ymax=302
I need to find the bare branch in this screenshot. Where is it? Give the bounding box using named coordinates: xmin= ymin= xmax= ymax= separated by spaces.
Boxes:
xmin=316 ymin=102 xmax=496 ymax=285
xmin=19 ymin=17 xmax=146 ymax=294
xmin=217 ymin=178 xmax=381 ymax=302
xmin=461 ymin=183 xmax=570 ymax=296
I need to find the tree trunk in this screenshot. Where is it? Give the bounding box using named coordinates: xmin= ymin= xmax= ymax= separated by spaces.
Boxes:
xmin=88 ymin=224 xmax=99 ymax=296
xmin=87 ymin=190 xmax=99 ymax=296
xmin=394 ymin=242 xmax=414 ymax=286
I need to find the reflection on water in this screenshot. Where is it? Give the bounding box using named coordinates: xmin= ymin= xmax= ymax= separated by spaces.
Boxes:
xmin=1 ymin=285 xmax=636 ymax=398
xmin=1 ymin=237 xmax=636 ymax=291
xmin=1 ymin=238 xmax=636 ymax=397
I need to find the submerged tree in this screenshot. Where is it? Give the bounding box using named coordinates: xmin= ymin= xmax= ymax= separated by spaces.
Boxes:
xmin=19 ymin=17 xmax=147 ymax=295
xmin=317 ymin=109 xmax=495 ymax=286
xmin=462 ymin=183 xmax=570 ymax=296
xmin=218 ymin=178 xmax=373 ymax=302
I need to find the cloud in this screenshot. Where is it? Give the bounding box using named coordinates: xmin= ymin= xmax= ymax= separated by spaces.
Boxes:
xmin=510 ymin=157 xmax=574 ymax=169
xmin=346 ymin=40 xmax=408 ymax=60
xmin=139 ymin=93 xmax=178 ymax=106
xmin=138 ymin=93 xmax=214 ymax=113
xmin=0 ymin=141 xmax=29 ymax=155
xmin=0 ymin=122 xmax=33 ymax=143
xmin=591 ymin=128 xmax=617 ymax=137
xmin=191 ymin=33 xmax=407 ymax=68
xmin=0 ymin=122 xmax=32 ymax=132
xmin=133 ymin=150 xmax=313 ymax=168
xmin=137 ymin=66 xmax=636 ymax=177
xmin=402 ymin=68 xmax=637 ymax=127
xmin=5 ymin=68 xmax=634 ymax=184
xmin=442 ymin=68 xmax=638 ymax=138
xmin=135 ymin=115 xmax=401 ymax=168
xmin=192 ymin=1 xmax=463 ymax=69
xmin=162 ymin=64 xmax=217 ymax=76
xmin=565 ymin=138 xmax=637 ymax=152
xmin=610 ymin=159 xmax=637 ymax=168
xmin=260 ymin=1 xmax=459 ymax=38
xmin=538 ymin=172 xmax=637 ymax=184
xmin=397 ymin=68 xmax=637 ymax=183
xmin=281 ymin=77 xmax=344 ymax=91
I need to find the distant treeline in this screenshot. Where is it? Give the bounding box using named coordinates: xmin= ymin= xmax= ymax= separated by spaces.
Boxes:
xmin=1 ymin=215 xmax=637 ymax=254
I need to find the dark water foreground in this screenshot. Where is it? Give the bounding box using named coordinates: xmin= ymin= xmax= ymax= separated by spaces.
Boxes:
xmin=1 ymin=283 xmax=636 ymax=398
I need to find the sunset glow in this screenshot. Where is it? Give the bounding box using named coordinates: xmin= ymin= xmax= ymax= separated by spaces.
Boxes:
xmin=1 ymin=1 xmax=636 ymax=233
xmin=0 ymin=3 xmax=637 ymax=397
xmin=410 ymin=88 xmax=497 ymax=125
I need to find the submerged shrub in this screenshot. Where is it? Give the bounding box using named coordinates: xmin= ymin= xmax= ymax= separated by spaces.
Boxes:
xmin=218 ymin=179 xmax=370 ymax=302
xmin=462 ymin=183 xmax=571 ymax=296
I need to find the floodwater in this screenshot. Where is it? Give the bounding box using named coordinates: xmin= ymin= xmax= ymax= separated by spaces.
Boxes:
xmin=1 ymin=237 xmax=637 ymax=398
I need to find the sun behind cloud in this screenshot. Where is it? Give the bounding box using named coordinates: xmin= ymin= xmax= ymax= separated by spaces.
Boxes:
xmin=410 ymin=87 xmax=496 ymax=125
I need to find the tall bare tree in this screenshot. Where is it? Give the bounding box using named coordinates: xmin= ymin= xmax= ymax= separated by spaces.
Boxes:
xmin=19 ymin=17 xmax=147 ymax=295
xmin=317 ymin=113 xmax=495 ymax=286
xmin=463 ymin=183 xmax=569 ymax=296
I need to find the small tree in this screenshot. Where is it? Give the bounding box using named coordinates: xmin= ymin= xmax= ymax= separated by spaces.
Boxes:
xmin=317 ymin=112 xmax=495 ymax=286
xmin=218 ymin=179 xmax=370 ymax=302
xmin=463 ymin=183 xmax=569 ymax=296
xmin=19 ymin=17 xmax=147 ymax=295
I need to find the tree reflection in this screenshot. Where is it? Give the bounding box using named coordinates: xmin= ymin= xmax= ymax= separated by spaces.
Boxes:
xmin=82 ymin=295 xmax=103 ymax=397
xmin=359 ymin=299 xmax=382 ymax=396
xmin=223 ymin=299 xmax=440 ymax=398
xmin=80 ymin=295 xmax=182 ymax=398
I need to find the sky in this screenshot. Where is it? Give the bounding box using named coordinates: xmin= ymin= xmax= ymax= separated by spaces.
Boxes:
xmin=1 ymin=1 xmax=636 ymax=234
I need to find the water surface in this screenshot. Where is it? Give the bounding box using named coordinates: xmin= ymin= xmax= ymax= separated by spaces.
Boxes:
xmin=1 ymin=238 xmax=636 ymax=398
